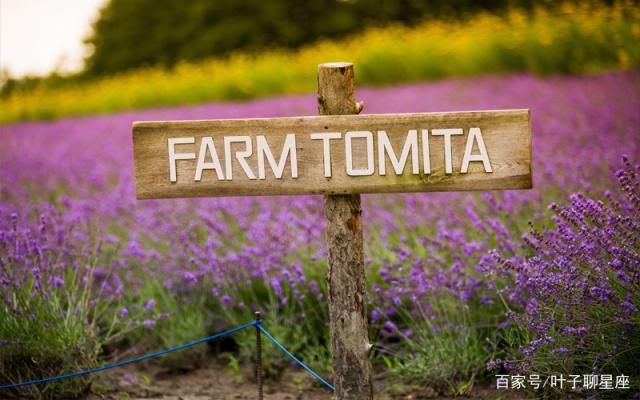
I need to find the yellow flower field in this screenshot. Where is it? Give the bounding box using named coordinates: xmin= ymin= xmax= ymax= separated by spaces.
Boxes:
xmin=1 ymin=1 xmax=638 ymax=124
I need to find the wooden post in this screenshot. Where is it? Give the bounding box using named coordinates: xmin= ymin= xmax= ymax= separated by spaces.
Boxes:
xmin=255 ymin=311 xmax=263 ymax=400
xmin=318 ymin=62 xmax=373 ymax=400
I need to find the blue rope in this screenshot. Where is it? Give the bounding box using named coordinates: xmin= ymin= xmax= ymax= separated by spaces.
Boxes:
xmin=1 ymin=319 xmax=336 ymax=393
xmin=0 ymin=321 xmax=257 ymax=390
xmin=257 ymin=323 xmax=334 ymax=392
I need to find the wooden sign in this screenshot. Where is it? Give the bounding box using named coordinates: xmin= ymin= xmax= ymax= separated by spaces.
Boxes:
xmin=132 ymin=110 xmax=531 ymax=199
xmin=131 ymin=62 xmax=534 ymax=400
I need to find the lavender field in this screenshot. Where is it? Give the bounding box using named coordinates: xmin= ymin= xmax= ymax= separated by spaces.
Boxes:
xmin=1 ymin=71 xmax=639 ymax=398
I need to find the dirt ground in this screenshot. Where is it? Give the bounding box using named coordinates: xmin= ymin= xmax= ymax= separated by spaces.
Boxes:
xmin=85 ymin=362 xmax=528 ymax=400
xmin=86 ymin=362 xmax=329 ymax=400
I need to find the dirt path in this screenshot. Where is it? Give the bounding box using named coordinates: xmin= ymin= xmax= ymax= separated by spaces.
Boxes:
xmin=87 ymin=363 xmax=331 ymax=400
xmin=85 ymin=363 xmax=527 ymax=400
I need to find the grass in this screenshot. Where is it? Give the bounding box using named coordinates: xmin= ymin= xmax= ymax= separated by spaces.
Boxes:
xmin=1 ymin=265 xmax=102 ymax=399
xmin=385 ymin=298 xmax=499 ymax=395
xmin=1 ymin=1 xmax=638 ymax=124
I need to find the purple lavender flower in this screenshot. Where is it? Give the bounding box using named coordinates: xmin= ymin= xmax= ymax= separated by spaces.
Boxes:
xmin=51 ymin=276 xmax=64 ymax=288
xmin=383 ymin=321 xmax=398 ymax=333
xmin=142 ymin=319 xmax=156 ymax=329
xmin=144 ymin=299 xmax=156 ymax=313
xmin=551 ymin=347 xmax=569 ymax=354
xmin=0 ymin=71 xmax=638 ymax=389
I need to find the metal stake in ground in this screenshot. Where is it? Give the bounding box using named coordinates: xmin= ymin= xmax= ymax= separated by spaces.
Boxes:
xmin=318 ymin=62 xmax=373 ymax=400
xmin=255 ymin=311 xmax=263 ymax=400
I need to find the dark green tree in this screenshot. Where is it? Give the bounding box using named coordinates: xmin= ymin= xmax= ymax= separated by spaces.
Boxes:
xmin=83 ymin=0 xmax=568 ymax=76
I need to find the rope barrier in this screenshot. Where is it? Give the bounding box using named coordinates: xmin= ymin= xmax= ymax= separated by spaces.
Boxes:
xmin=257 ymin=322 xmax=335 ymax=392
xmin=0 ymin=318 xmax=335 ymax=393
xmin=0 ymin=321 xmax=257 ymax=390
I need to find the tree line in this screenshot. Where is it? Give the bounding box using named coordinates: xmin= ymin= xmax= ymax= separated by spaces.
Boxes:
xmin=84 ymin=0 xmax=568 ymax=76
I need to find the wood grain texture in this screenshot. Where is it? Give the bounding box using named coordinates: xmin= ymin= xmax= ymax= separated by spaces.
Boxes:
xmin=318 ymin=62 xmax=373 ymax=400
xmin=132 ymin=109 xmax=531 ymax=199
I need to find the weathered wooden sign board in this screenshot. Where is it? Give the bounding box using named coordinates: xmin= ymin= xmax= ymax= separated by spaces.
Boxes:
xmin=133 ymin=111 xmax=531 ymax=198
xmin=132 ymin=62 xmax=532 ymax=400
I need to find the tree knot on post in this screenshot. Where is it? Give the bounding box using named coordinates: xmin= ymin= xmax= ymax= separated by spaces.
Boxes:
xmin=346 ymin=214 xmax=360 ymax=235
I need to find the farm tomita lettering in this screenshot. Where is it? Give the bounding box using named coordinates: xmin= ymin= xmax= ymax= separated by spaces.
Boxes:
xmin=132 ymin=109 xmax=531 ymax=198
xmin=167 ymin=128 xmax=492 ymax=182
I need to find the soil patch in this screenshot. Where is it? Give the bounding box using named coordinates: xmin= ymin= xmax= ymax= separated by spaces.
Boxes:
xmin=85 ymin=362 xmax=527 ymax=400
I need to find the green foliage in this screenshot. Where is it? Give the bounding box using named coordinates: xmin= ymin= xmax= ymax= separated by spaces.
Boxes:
xmin=1 ymin=1 xmax=637 ymax=124
xmin=384 ymin=295 xmax=499 ymax=396
xmin=0 ymin=266 xmax=110 ymax=399
xmin=129 ymin=281 xmax=209 ymax=369
xmin=213 ymin=269 xmax=332 ymax=380
xmin=84 ymin=0 xmax=566 ymax=76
